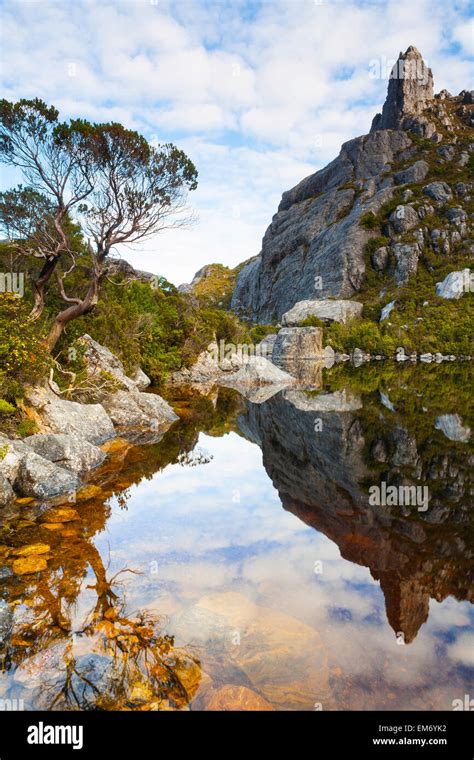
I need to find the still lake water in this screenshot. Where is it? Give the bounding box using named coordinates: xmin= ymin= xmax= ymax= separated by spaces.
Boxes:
xmin=0 ymin=363 xmax=472 ymax=710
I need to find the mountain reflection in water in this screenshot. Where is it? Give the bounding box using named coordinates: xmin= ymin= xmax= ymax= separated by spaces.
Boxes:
xmin=0 ymin=363 xmax=472 ymax=711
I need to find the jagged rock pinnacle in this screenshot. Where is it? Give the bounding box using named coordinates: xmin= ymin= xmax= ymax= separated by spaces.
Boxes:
xmin=371 ymin=46 xmax=434 ymax=132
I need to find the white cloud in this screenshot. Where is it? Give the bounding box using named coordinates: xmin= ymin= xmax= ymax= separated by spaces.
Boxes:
xmin=0 ymin=0 xmax=472 ymax=283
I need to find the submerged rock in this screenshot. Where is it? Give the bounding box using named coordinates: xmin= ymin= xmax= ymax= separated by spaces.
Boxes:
xmin=204 ymin=685 xmax=274 ymax=711
xmin=173 ymin=591 xmax=333 ymax=710
xmin=12 ymin=555 xmax=48 ymax=575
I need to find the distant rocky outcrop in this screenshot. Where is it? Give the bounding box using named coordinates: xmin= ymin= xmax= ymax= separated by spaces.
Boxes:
xmin=231 ymin=46 xmax=473 ymax=322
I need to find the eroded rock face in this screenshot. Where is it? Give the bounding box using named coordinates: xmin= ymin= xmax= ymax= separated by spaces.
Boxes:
xmin=370 ymin=46 xmax=434 ymax=133
xmin=282 ymin=299 xmax=363 ymax=326
xmin=232 ymin=131 xmax=410 ymax=321
xmin=231 ymin=46 xmax=471 ymax=320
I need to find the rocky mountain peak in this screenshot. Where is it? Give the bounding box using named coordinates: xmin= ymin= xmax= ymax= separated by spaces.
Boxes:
xmin=231 ymin=46 xmax=472 ymax=326
xmin=371 ymin=45 xmax=434 ymax=132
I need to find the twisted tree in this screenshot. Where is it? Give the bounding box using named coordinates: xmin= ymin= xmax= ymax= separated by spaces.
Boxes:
xmin=0 ymin=99 xmax=198 ymax=350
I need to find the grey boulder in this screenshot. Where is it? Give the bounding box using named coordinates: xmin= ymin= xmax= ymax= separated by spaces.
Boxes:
xmin=219 ymin=356 xmax=294 ymax=388
xmin=15 ymin=452 xmax=80 ymax=499
xmin=422 ymin=182 xmax=453 ymax=202
xmin=102 ymin=390 xmax=178 ymax=430
xmin=24 ymin=433 xmax=106 ymax=474
xmin=26 ymin=387 xmax=115 ymax=445
xmin=394 ymin=160 xmax=430 ymax=185
xmin=273 ymin=327 xmax=324 ymax=362
xmin=282 ymin=299 xmax=363 ymax=326
xmin=436 ymin=269 xmax=471 ymax=299
xmin=0 ymin=473 xmax=14 ymax=507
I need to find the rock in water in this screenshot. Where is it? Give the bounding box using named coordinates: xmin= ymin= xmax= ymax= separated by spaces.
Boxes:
xmin=204 ymin=685 xmax=274 ymax=711
xmin=0 ymin=599 xmax=12 ymax=646
xmin=23 ymin=433 xmax=106 ymax=474
xmin=272 ymin=327 xmax=324 ymax=362
xmin=15 ymin=452 xmax=80 ymax=499
xmin=25 ymin=387 xmax=115 ymax=445
xmin=0 ymin=473 xmax=14 ymax=507
xmin=218 ymin=356 xmax=294 ymax=388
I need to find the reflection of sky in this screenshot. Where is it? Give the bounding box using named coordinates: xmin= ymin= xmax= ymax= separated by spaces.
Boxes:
xmin=92 ymin=431 xmax=474 ymax=710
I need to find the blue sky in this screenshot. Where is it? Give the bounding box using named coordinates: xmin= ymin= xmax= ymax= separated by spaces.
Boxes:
xmin=0 ymin=0 xmax=473 ymax=284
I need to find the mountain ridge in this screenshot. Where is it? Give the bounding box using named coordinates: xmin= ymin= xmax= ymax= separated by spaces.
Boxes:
xmin=230 ymin=46 xmax=473 ymax=325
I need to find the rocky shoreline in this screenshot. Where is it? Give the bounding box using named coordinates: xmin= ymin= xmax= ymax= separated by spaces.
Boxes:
xmin=1 ymin=323 xmax=471 ymax=509
xmin=0 ymin=335 xmax=178 ymax=507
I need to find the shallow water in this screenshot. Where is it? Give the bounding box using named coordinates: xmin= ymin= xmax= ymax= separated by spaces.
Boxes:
xmin=0 ymin=363 xmax=473 ymax=711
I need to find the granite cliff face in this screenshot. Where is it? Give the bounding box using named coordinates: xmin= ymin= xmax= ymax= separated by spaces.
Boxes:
xmin=231 ymin=47 xmax=473 ymax=322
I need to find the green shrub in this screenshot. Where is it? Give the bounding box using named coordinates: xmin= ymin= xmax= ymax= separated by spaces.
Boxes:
xmin=298 ymin=315 xmax=326 ymax=328
xmin=0 ymin=399 xmax=15 ymax=415
xmin=0 ymin=293 xmax=50 ymax=400
xmin=360 ymin=212 xmax=378 ymax=230
xmin=17 ymin=419 xmax=39 ymax=437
